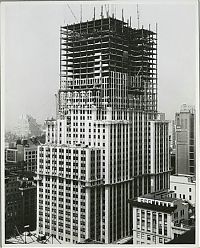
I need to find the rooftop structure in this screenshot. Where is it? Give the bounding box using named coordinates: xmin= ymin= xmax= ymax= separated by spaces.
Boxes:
xmin=129 ymin=193 xmax=192 ymax=245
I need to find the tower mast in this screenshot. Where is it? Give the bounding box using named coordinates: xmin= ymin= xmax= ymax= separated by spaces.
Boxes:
xmin=137 ymin=4 xmax=140 ymax=29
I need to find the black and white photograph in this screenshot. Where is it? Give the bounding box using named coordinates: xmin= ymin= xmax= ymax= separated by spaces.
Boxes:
xmin=1 ymin=0 xmax=199 ymax=246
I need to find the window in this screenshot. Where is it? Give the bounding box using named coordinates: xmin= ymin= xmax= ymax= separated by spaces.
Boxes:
xmin=174 ymin=186 xmax=176 ymax=190
xmin=159 ymin=238 xmax=163 ymax=243
xmin=183 ymin=194 xmax=185 ymax=199
xmin=189 ymin=188 xmax=191 ymax=192
xmin=189 ymin=195 xmax=192 ymax=200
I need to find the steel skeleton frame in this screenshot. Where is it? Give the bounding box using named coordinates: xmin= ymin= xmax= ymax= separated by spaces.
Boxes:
xmin=58 ymin=17 xmax=157 ymax=119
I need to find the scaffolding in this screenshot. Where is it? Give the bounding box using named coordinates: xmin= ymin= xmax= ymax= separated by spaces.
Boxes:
xmin=58 ymin=16 xmax=157 ymax=118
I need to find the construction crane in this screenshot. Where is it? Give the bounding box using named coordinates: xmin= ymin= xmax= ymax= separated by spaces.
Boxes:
xmin=67 ymin=3 xmax=78 ymax=22
xmin=137 ymin=4 xmax=140 ymax=29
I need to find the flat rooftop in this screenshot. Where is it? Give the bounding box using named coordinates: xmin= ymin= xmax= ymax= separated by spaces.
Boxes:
xmin=141 ymin=193 xmax=177 ymax=202
xmin=128 ymin=199 xmax=177 ymax=214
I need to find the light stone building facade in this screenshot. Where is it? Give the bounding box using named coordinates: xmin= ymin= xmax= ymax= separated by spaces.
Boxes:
xmin=130 ymin=194 xmax=190 ymax=245
xmin=170 ymin=174 xmax=195 ymax=206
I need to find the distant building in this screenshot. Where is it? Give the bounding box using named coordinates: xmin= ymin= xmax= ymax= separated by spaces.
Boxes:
xmin=5 ymin=161 xmax=26 ymax=175
xmin=14 ymin=114 xmax=42 ymax=138
xmin=5 ymin=131 xmax=19 ymax=145
xmin=5 ymin=148 xmax=18 ymax=163
xmin=175 ymin=104 xmax=195 ymax=175
xmin=129 ymin=193 xmax=191 ymax=245
xmin=5 ymin=144 xmax=24 ymax=163
xmin=169 ymin=120 xmax=175 ymax=150
xmin=5 ymin=142 xmax=9 ymax=149
xmin=5 ymin=139 xmax=38 ymax=173
xmin=24 ymin=146 xmax=37 ymax=172
xmin=170 ymin=174 xmax=195 ymax=206
xmin=170 ymin=149 xmax=176 ymax=175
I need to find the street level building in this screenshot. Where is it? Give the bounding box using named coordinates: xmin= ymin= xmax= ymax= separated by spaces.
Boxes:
xmin=5 ymin=170 xmax=37 ymax=239
xmin=36 ymin=15 xmax=170 ymax=244
xmin=18 ymin=176 xmax=37 ymax=231
xmin=129 ymin=193 xmax=191 ymax=245
xmin=5 ymin=171 xmax=22 ymax=238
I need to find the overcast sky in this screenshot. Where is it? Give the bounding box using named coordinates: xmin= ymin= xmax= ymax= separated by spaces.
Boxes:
xmin=2 ymin=0 xmax=198 ymax=131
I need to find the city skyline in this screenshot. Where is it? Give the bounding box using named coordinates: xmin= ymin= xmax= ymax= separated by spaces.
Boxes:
xmin=3 ymin=1 xmax=198 ymax=131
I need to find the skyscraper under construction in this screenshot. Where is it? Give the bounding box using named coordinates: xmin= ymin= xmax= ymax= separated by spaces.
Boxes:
xmin=36 ymin=13 xmax=170 ymax=244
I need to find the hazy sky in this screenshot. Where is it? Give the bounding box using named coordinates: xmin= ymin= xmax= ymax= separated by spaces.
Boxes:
xmin=2 ymin=1 xmax=198 ymax=131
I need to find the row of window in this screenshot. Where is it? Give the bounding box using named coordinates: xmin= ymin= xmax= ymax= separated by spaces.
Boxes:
xmin=173 ymin=193 xmax=192 ymax=201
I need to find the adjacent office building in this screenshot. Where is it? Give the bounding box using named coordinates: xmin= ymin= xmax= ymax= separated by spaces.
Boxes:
xmin=24 ymin=146 xmax=37 ymax=172
xmin=18 ymin=176 xmax=37 ymax=231
xmin=130 ymin=193 xmax=191 ymax=245
xmin=169 ymin=120 xmax=175 ymax=150
xmin=175 ymin=104 xmax=195 ymax=175
xmin=36 ymin=15 xmax=170 ymax=244
xmin=170 ymin=174 xmax=195 ymax=206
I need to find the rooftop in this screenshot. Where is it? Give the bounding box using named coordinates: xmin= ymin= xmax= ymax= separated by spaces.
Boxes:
xmin=141 ymin=193 xmax=177 ymax=202
xmin=128 ymin=199 xmax=177 ymax=214
xmin=62 ymin=16 xmax=156 ymax=35
xmin=171 ymin=174 xmax=196 ymax=183
xmin=78 ymin=238 xmax=103 ymax=244
xmin=6 ymin=231 xmax=62 ymax=245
